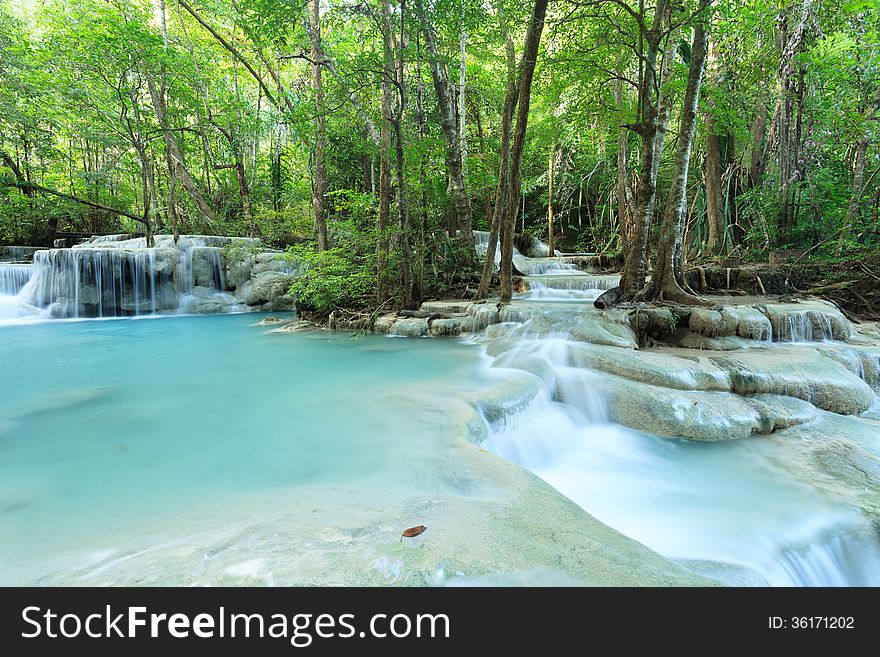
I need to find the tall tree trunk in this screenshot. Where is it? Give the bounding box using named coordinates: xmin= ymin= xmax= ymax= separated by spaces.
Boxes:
xmin=499 ymin=0 xmax=550 ymax=302
xmin=377 ymin=6 xmax=393 ymax=301
xmin=307 ymin=0 xmax=329 ymax=251
xmin=776 ymin=0 xmax=812 ymax=246
xmin=148 ymin=7 xmax=215 ymax=235
xmin=416 ymin=31 xmax=429 ymax=295
xmin=477 ymin=17 xmax=517 ymax=299
xmin=615 ymin=72 xmax=632 ymax=249
xmin=642 ymin=0 xmax=712 ymax=305
xmin=748 ymin=96 xmax=769 ymax=188
xmin=459 ymin=26 xmax=468 ymax=181
xmin=704 ymin=37 xmax=725 ymax=255
xmin=418 ymin=4 xmax=472 ymax=244
xmin=386 ymin=0 xmax=419 ymax=309
xmin=612 ymin=0 xmax=675 ymax=302
xmin=840 ymin=85 xmax=880 ymax=250
xmin=547 ymin=144 xmax=555 ymax=254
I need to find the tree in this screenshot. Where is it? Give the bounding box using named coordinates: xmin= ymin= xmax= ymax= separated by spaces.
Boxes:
xmin=307 ymin=0 xmax=329 ymax=251
xmin=499 ymin=0 xmax=550 ymax=303
xmin=638 ymin=0 xmax=713 ymax=304
xmin=417 ymin=1 xmax=472 ymax=244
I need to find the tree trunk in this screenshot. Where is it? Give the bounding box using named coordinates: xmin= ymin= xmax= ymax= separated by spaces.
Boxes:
xmin=499 ymin=0 xmax=550 ymax=302
xmin=547 ymin=144 xmax=555 ymax=254
xmin=840 ymin=86 xmax=880 ymax=250
xmin=704 ymin=37 xmax=725 ymax=255
xmin=748 ymin=96 xmax=769 ymax=188
xmin=385 ymin=0 xmax=418 ymax=308
xmin=776 ymin=0 xmax=813 ymax=246
xmin=476 ymin=19 xmax=517 ymax=299
xmin=615 ymin=73 xmax=632 ymax=249
xmin=377 ymin=4 xmax=393 ymax=302
xmin=418 ymin=5 xmax=472 ymax=244
xmin=307 ymin=0 xmax=329 ymax=251
xmin=459 ymin=27 xmax=468 ymax=180
xmin=147 ymin=76 xmax=215 ymax=232
xmin=614 ymin=0 xmax=675 ymax=300
xmin=641 ymin=0 xmax=712 ymax=305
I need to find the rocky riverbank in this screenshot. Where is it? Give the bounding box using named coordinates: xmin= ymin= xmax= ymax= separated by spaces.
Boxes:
xmin=270 ymin=250 xmax=880 ymax=541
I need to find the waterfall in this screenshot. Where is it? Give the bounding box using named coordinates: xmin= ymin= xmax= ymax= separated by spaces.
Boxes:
xmin=176 ymin=237 xmax=207 ymax=295
xmin=0 ymin=245 xmax=40 ymax=262
xmin=0 ymin=263 xmax=38 ymax=321
xmin=524 ymin=274 xmax=620 ymax=292
xmin=0 ymin=264 xmax=32 ymax=295
xmin=477 ymin=266 xmax=880 ymax=587
xmin=518 ymin=260 xmax=579 ymax=275
xmin=20 ymin=248 xmax=169 ymax=318
xmin=774 ymin=310 xmax=834 ymax=343
xmin=769 ymin=529 xmax=880 ymax=586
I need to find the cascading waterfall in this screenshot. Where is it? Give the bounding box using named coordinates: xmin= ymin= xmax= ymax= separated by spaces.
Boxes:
xmin=7 ymin=235 xmax=269 ymax=320
xmin=774 ymin=310 xmax=834 ymax=343
xmin=0 ymin=263 xmax=37 ymax=320
xmin=474 ymin=268 xmax=880 ymax=586
xmin=769 ymin=529 xmax=880 ymax=586
xmin=518 ymin=260 xmax=579 ymax=275
xmin=176 ymin=237 xmax=208 ymax=296
xmin=20 ymin=248 xmax=167 ymax=318
xmin=0 ymin=264 xmax=32 ymax=295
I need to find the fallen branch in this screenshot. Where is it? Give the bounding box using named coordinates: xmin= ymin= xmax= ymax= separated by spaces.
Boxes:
xmin=0 ymin=178 xmax=147 ymax=225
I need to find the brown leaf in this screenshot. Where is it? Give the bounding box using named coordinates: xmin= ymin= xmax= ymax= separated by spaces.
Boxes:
xmin=400 ymin=525 xmax=427 ymax=542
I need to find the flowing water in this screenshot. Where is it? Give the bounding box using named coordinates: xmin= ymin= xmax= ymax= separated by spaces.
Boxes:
xmin=476 ymin=273 xmax=880 ymax=586
xmin=1 ymin=249 xmax=879 ymax=585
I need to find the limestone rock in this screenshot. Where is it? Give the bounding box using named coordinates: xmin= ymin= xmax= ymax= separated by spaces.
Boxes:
xmin=742 ymin=394 xmax=818 ymax=432
xmin=597 ymin=374 xmax=762 ymax=441
xmin=720 ymin=306 xmax=772 ymax=341
xmin=689 ymin=308 xmax=727 ymax=337
xmin=373 ymin=314 xmax=398 ymax=334
xmin=430 ymin=317 xmax=473 ymax=336
xmin=225 ymin=253 xmax=255 ymax=290
xmin=238 ymin=271 xmax=295 ymax=308
xmin=390 ymin=317 xmax=429 ymax=337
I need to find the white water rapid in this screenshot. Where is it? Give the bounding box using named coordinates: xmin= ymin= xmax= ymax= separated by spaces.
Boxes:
xmin=475 ymin=262 xmax=880 ymax=586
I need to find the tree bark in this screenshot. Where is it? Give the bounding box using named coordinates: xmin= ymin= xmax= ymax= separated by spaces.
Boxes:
xmin=748 ymin=96 xmax=769 ymax=188
xmin=704 ymin=36 xmax=724 ymax=255
xmin=840 ymin=85 xmax=880 ymax=250
xmin=418 ymin=5 xmax=472 ymax=243
xmin=547 ymin=144 xmax=555 ymax=254
xmin=476 ymin=17 xmax=517 ymax=300
xmin=499 ymin=0 xmax=550 ymax=302
xmin=388 ymin=0 xmax=419 ymax=309
xmin=377 ymin=2 xmax=394 ymax=301
xmin=776 ymin=0 xmax=813 ymax=246
xmin=307 ymin=0 xmax=329 ymax=251
xmin=615 ymin=72 xmax=632 ymax=249
xmin=640 ymin=0 xmax=712 ymax=305
xmin=615 ymin=0 xmax=675 ymax=299
xmin=459 ymin=26 xmax=468 ymax=180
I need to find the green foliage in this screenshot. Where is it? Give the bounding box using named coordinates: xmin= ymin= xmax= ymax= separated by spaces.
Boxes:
xmin=2 ymin=0 xmax=880 ymax=306
xmin=285 ymin=217 xmax=378 ymax=312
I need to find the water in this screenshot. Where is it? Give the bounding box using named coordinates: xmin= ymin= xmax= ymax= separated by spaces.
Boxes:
xmin=484 ymin=412 xmax=880 ymax=585
xmin=0 ymin=314 xmax=490 ymax=584
xmin=0 ymin=263 xmax=32 ymax=295
xmin=4 ymin=235 xmax=259 ymax=320
xmin=773 ymin=310 xmax=835 ymax=343
xmin=0 ymin=263 xmax=37 ymax=320
xmin=475 ymin=274 xmax=880 ymax=586
xmin=2 ymin=263 xmax=878 ymax=585
xmin=19 ymin=247 xmax=168 ymax=318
